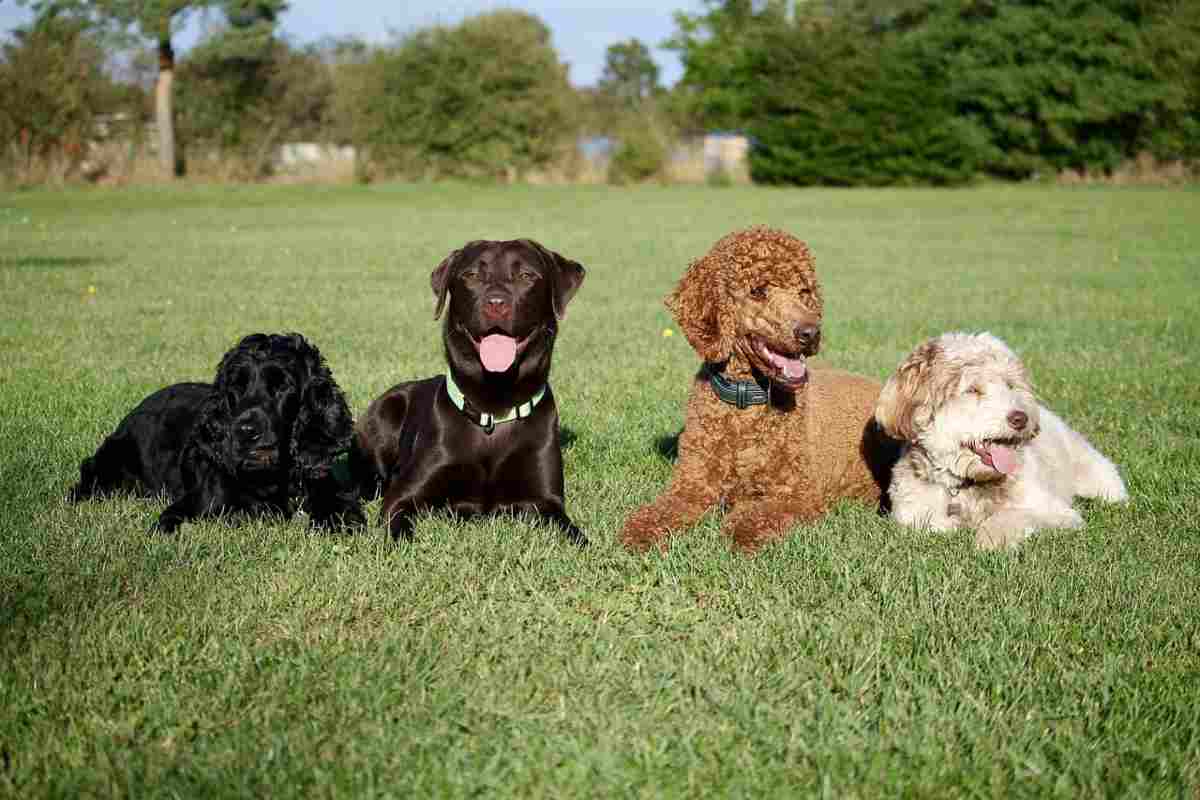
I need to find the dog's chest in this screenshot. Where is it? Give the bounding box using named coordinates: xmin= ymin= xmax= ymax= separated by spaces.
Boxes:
xmin=946 ymin=480 xmax=1010 ymax=525
xmin=726 ymin=403 xmax=808 ymax=486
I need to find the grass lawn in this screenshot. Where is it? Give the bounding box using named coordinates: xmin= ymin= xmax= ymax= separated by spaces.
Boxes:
xmin=1 ymin=182 xmax=1198 ymax=797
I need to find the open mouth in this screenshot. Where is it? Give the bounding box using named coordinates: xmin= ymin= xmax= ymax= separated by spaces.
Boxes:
xmin=754 ymin=338 xmax=809 ymax=390
xmin=240 ymin=448 xmax=279 ymax=471
xmin=459 ymin=324 xmax=541 ymax=373
xmin=966 ymin=436 xmax=1023 ymax=475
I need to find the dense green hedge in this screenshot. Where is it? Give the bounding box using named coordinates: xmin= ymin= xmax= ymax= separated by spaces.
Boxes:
xmin=675 ymin=0 xmax=1200 ymax=185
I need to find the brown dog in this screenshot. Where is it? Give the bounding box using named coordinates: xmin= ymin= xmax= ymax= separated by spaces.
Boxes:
xmin=352 ymin=239 xmax=586 ymax=544
xmin=621 ymin=227 xmax=898 ymax=552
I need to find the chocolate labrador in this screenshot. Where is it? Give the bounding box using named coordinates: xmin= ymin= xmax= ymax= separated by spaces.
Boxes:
xmin=352 ymin=239 xmax=586 ymax=544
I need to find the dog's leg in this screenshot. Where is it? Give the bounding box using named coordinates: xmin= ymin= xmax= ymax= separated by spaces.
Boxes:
xmin=305 ymin=475 xmax=367 ymax=530
xmin=380 ymin=483 xmax=431 ymax=542
xmin=620 ymin=441 xmax=727 ymax=551
xmin=975 ymin=504 xmax=1083 ymax=550
xmin=502 ymin=500 xmax=587 ymax=546
xmin=1070 ymin=441 xmax=1129 ymax=504
xmin=545 ymin=509 xmax=588 ymax=546
xmin=156 ymin=489 xmax=214 ymax=533
xmin=621 ymin=476 xmax=720 ymax=552
xmin=721 ymin=500 xmax=819 ymax=552
xmin=154 ymin=470 xmax=237 ymax=533
xmin=1038 ymin=408 xmax=1129 ymax=503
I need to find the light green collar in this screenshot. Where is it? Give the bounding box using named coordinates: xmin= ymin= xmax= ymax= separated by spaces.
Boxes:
xmin=444 ymin=371 xmax=547 ymax=435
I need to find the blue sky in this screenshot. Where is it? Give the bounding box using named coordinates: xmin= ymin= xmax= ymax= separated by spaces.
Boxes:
xmin=0 ymin=1 xmax=703 ymax=86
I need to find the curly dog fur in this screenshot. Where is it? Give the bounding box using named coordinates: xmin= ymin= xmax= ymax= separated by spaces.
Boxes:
xmin=69 ymin=332 xmax=363 ymax=532
xmin=621 ymin=227 xmax=899 ymax=552
xmin=875 ymin=332 xmax=1128 ymax=549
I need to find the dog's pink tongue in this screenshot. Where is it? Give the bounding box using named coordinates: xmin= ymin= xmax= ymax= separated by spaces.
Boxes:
xmin=479 ymin=334 xmax=517 ymax=372
xmin=985 ymin=443 xmax=1019 ymax=475
xmin=767 ymin=350 xmax=807 ymax=380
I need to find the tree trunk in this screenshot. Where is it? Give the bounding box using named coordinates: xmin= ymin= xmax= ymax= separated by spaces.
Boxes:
xmin=156 ymin=37 xmax=176 ymax=178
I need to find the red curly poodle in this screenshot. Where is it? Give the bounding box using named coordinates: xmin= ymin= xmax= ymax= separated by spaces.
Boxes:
xmin=621 ymin=227 xmax=899 ymax=552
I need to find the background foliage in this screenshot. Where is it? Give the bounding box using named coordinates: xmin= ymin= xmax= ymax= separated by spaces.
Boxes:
xmin=348 ymin=10 xmax=578 ymax=181
xmin=0 ymin=11 xmax=132 ymax=183
xmin=672 ymin=0 xmax=1200 ymax=185
xmin=3 ymin=0 xmax=1199 ymax=185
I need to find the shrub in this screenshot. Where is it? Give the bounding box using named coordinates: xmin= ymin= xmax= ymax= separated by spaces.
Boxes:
xmin=0 ymin=13 xmax=127 ymax=184
xmin=358 ymin=10 xmax=578 ymax=181
xmin=175 ymin=31 xmax=334 ymax=179
xmin=607 ymin=124 xmax=668 ymax=184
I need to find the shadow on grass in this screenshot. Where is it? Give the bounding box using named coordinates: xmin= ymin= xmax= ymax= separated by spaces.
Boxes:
xmin=654 ymin=431 xmax=681 ymax=463
xmin=0 ymin=255 xmax=108 ymax=271
xmin=560 ymin=426 xmax=578 ymax=451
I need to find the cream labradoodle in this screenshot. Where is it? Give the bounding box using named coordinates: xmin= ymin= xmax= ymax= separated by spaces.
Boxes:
xmin=874 ymin=332 xmax=1128 ymax=549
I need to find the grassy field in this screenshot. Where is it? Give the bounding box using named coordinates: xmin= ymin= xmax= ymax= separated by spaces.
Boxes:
xmin=1 ymin=182 xmax=1198 ymax=797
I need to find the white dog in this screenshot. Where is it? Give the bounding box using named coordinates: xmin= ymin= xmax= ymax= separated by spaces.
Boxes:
xmin=874 ymin=332 xmax=1128 ymax=549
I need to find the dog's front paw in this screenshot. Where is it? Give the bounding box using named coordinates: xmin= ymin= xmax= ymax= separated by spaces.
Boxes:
xmin=153 ymin=512 xmax=184 ymax=534
xmin=311 ymin=505 xmax=368 ymax=531
xmin=620 ymin=506 xmax=675 ymax=552
xmin=973 ymin=525 xmax=1030 ymax=551
xmin=723 ymin=504 xmax=796 ymax=553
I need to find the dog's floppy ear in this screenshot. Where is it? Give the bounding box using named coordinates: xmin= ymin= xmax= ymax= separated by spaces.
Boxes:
xmin=875 ymin=339 xmax=942 ymax=442
xmin=522 ymin=239 xmax=586 ymax=320
xmin=431 ymin=240 xmax=488 ymax=320
xmin=191 ymin=392 xmax=234 ymax=473
xmin=665 ymin=250 xmax=735 ymax=363
xmin=292 ymin=378 xmax=354 ymax=464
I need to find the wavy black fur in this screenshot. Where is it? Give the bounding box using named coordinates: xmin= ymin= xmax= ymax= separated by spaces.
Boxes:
xmin=69 ymin=332 xmax=364 ymax=532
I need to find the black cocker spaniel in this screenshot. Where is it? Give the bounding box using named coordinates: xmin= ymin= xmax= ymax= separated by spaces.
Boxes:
xmin=69 ymin=332 xmax=364 ymax=532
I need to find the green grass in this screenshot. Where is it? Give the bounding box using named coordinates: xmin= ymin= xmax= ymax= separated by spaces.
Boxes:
xmin=2 ymin=183 xmax=1198 ymax=797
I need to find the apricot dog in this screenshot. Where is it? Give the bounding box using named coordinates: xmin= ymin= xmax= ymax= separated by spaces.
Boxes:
xmin=621 ymin=227 xmax=898 ymax=552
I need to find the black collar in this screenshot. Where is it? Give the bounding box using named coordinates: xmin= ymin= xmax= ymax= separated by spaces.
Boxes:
xmin=705 ymin=363 xmax=770 ymax=409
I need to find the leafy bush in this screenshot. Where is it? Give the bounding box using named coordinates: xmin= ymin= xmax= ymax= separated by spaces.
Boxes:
xmin=0 ymin=13 xmax=130 ymax=183
xmin=607 ymin=123 xmax=669 ymax=184
xmin=355 ymin=10 xmax=578 ymax=181
xmin=175 ymin=30 xmax=334 ymax=179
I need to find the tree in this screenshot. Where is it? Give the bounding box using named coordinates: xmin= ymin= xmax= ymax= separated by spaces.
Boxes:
xmin=665 ymin=0 xmax=789 ymax=129
xmin=0 ymin=11 xmax=124 ymax=180
xmin=359 ymin=10 xmax=577 ymax=180
xmin=21 ymin=0 xmax=286 ymax=177
xmin=669 ymin=0 xmax=1200 ymax=184
xmin=175 ymin=30 xmax=333 ymax=177
xmin=597 ymin=38 xmax=659 ymax=108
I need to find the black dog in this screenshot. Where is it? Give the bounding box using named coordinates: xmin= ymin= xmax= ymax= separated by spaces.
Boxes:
xmin=69 ymin=332 xmax=363 ymax=532
xmin=351 ymin=239 xmax=586 ymax=544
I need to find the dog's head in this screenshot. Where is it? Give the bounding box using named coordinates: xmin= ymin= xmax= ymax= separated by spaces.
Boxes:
xmin=198 ymin=333 xmax=352 ymax=483
xmin=431 ymin=239 xmax=585 ymax=381
xmin=875 ymin=332 xmax=1041 ymax=483
xmin=666 ymin=227 xmax=822 ymax=391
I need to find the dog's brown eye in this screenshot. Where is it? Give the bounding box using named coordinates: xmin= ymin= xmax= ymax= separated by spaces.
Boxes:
xmin=520 ymin=270 xmax=538 ymax=282
xmin=749 ymin=285 xmax=768 ymax=300
xmin=967 ymin=385 xmax=983 ymax=397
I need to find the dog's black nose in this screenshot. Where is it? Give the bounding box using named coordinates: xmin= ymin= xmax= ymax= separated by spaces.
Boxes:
xmin=794 ymin=324 xmax=820 ymax=349
xmin=483 ymin=296 xmax=511 ymax=320
xmin=236 ymin=422 xmax=261 ymax=442
xmin=1007 ymin=410 xmax=1028 ymax=431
